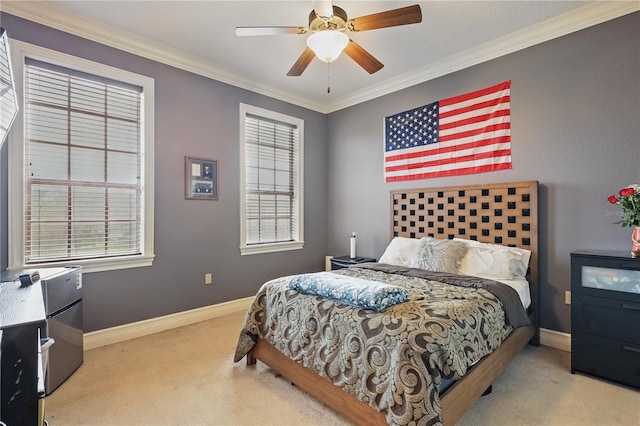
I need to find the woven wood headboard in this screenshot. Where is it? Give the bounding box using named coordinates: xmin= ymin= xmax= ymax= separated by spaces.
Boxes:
xmin=390 ymin=180 xmax=539 ymax=338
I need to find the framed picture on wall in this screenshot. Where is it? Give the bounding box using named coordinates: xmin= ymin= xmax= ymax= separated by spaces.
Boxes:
xmin=185 ymin=156 xmax=218 ymax=200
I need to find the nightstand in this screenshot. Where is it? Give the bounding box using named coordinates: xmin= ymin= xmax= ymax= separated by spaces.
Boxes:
xmin=570 ymin=250 xmax=640 ymax=389
xmin=330 ymin=255 xmax=377 ymax=270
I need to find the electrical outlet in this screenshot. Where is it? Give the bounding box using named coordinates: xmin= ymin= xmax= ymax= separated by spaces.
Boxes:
xmin=565 ymin=291 xmax=571 ymax=305
xmin=205 ymin=273 xmax=212 ymax=285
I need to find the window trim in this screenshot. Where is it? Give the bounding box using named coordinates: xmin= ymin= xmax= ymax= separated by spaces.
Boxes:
xmin=8 ymin=40 xmax=155 ymax=273
xmin=239 ymin=103 xmax=304 ymax=255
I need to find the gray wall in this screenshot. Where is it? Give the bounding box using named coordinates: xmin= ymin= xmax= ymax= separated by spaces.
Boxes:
xmin=326 ymin=12 xmax=640 ymax=333
xmin=0 ymin=13 xmax=329 ymax=331
xmin=2 ymin=11 xmax=638 ymax=335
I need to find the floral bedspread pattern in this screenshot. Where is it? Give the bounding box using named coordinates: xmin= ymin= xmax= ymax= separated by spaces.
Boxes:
xmin=234 ymin=265 xmax=524 ymax=425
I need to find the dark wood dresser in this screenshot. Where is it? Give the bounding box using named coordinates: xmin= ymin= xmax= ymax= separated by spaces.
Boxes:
xmin=570 ymin=250 xmax=640 ymax=389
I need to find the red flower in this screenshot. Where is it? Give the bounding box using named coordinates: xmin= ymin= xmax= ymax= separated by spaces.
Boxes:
xmin=619 ymin=187 xmax=635 ymax=197
xmin=609 ymin=184 xmax=640 ymax=227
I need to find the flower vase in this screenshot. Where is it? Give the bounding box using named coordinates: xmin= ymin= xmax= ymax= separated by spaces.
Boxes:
xmin=632 ymin=226 xmax=640 ymax=258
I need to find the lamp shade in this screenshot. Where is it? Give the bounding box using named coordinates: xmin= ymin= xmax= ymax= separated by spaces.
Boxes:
xmin=306 ymin=30 xmax=349 ymax=63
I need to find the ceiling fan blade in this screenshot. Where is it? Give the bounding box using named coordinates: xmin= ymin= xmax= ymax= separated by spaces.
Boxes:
xmin=312 ymin=0 xmax=333 ymax=20
xmin=347 ymin=4 xmax=422 ymax=32
xmin=343 ymin=40 xmax=384 ymax=74
xmin=235 ymin=26 xmax=308 ymax=36
xmin=287 ymin=48 xmax=316 ymax=76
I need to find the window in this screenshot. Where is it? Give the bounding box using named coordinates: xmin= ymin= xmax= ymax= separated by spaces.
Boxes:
xmin=9 ymin=41 xmax=154 ymax=273
xmin=239 ymin=103 xmax=304 ymax=255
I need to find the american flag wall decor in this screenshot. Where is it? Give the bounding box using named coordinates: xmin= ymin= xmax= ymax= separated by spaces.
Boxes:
xmin=384 ymin=80 xmax=512 ymax=182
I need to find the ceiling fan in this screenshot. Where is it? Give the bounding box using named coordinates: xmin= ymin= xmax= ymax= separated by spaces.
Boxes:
xmin=235 ymin=1 xmax=422 ymax=77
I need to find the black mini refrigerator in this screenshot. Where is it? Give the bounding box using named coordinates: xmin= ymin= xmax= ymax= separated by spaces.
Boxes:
xmin=40 ymin=267 xmax=83 ymax=394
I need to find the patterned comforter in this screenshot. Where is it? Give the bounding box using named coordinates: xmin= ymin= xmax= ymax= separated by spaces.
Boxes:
xmin=234 ymin=263 xmax=529 ymax=425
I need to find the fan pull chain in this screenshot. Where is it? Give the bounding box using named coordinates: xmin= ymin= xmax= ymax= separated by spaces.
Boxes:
xmin=327 ymin=62 xmax=331 ymax=93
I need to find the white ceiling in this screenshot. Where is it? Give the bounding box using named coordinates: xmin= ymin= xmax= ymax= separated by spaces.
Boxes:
xmin=2 ymin=1 xmax=638 ymax=113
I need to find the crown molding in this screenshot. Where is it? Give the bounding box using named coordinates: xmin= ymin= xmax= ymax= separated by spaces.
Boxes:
xmin=1 ymin=1 xmax=637 ymax=115
xmin=0 ymin=0 xmax=328 ymax=113
xmin=325 ymin=1 xmax=640 ymax=112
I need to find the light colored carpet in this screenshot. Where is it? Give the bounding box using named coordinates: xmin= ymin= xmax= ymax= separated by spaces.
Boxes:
xmin=46 ymin=311 xmax=639 ymax=426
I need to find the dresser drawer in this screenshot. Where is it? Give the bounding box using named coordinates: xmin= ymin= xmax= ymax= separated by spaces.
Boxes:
xmin=571 ymin=252 xmax=640 ymax=302
xmin=571 ymin=294 xmax=640 ymax=344
xmin=572 ymin=331 xmax=640 ymax=389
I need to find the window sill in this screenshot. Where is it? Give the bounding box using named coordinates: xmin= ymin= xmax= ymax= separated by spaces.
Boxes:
xmin=240 ymin=241 xmax=304 ymax=256
xmin=12 ymin=254 xmax=155 ymax=274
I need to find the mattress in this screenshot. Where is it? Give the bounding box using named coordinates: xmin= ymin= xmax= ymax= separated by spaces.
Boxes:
xmin=495 ymin=277 xmax=531 ymax=310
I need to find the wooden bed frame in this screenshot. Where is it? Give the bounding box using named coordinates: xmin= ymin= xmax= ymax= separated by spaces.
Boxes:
xmin=246 ymin=181 xmax=539 ymax=425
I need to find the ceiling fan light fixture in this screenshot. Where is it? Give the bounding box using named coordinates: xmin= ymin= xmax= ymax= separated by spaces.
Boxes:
xmin=306 ymin=30 xmax=349 ymax=63
xmin=312 ymin=0 xmax=334 ymax=21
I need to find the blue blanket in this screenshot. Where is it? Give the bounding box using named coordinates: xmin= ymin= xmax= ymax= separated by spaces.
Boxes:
xmin=288 ymin=272 xmax=408 ymax=312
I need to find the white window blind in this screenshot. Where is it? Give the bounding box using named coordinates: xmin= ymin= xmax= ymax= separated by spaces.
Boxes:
xmin=23 ymin=59 xmax=143 ymax=264
xmin=240 ymin=104 xmax=303 ymax=255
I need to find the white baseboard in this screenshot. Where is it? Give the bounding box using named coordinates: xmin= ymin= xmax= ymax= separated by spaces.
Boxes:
xmin=540 ymin=328 xmax=571 ymax=352
xmin=83 ymin=297 xmax=254 ymax=350
xmin=83 ymin=299 xmax=572 ymax=353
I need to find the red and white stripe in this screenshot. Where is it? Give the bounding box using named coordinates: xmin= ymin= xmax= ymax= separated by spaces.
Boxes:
xmin=385 ymin=81 xmax=512 ymax=182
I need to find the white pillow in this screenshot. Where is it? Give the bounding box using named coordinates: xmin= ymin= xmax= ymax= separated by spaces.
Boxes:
xmin=410 ymin=237 xmax=468 ymax=273
xmin=454 ymin=238 xmax=531 ymax=280
xmin=378 ymin=237 xmax=420 ymax=267
xmin=454 ymin=238 xmax=531 ymax=265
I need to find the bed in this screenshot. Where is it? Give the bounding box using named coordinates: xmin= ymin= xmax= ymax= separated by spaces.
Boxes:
xmin=234 ymin=180 xmax=539 ymax=425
